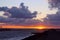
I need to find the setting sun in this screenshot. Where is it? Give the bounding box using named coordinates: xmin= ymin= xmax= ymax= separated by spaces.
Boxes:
xmin=36 ymin=26 xmax=46 ymax=29
xmin=37 ymin=27 xmax=46 ymax=29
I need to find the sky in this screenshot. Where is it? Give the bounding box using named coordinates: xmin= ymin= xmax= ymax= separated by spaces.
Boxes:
xmin=0 ymin=0 xmax=57 ymax=19
xmin=0 ymin=0 xmax=49 ymax=19
xmin=0 ymin=0 xmax=60 ymax=29
xmin=0 ymin=0 xmax=48 ymax=12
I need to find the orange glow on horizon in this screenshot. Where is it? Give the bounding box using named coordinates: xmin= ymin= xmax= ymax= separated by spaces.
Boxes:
xmin=0 ymin=23 xmax=60 ymax=29
xmin=36 ymin=26 xmax=46 ymax=29
xmin=0 ymin=25 xmax=47 ymax=30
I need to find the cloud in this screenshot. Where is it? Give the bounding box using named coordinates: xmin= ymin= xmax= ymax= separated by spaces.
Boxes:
xmin=48 ymin=0 xmax=60 ymax=8
xmin=0 ymin=3 xmax=41 ymax=26
xmin=44 ymin=0 xmax=60 ymax=26
xmin=0 ymin=3 xmax=37 ymax=19
xmin=0 ymin=7 xmax=8 ymax=11
xmin=43 ymin=11 xmax=60 ymax=26
xmin=0 ymin=17 xmax=41 ymax=26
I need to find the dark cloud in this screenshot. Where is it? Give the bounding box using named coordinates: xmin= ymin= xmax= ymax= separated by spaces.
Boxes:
xmin=0 ymin=7 xmax=8 ymax=11
xmin=48 ymin=0 xmax=60 ymax=9
xmin=44 ymin=0 xmax=60 ymax=26
xmin=0 ymin=3 xmax=41 ymax=26
xmin=43 ymin=11 xmax=60 ymax=26
xmin=0 ymin=17 xmax=41 ymax=26
xmin=0 ymin=3 xmax=37 ymax=19
xmin=7 ymin=7 xmax=37 ymax=18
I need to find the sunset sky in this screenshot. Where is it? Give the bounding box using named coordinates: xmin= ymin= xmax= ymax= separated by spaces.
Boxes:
xmin=0 ymin=0 xmax=60 ymax=29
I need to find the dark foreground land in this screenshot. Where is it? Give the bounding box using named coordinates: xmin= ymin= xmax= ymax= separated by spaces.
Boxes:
xmin=22 ymin=29 xmax=60 ymax=40
xmin=0 ymin=29 xmax=60 ymax=40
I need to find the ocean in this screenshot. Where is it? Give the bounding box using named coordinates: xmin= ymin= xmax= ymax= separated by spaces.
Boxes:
xmin=0 ymin=29 xmax=37 ymax=40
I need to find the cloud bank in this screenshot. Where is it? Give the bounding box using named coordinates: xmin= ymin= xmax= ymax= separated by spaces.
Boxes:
xmin=0 ymin=2 xmax=60 ymax=27
xmin=0 ymin=3 xmax=37 ymax=18
xmin=0 ymin=3 xmax=41 ymax=26
xmin=48 ymin=0 xmax=60 ymax=8
xmin=43 ymin=0 xmax=60 ymax=27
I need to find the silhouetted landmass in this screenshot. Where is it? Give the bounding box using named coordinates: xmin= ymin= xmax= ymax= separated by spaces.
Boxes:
xmin=0 ymin=28 xmax=26 ymax=31
xmin=0 ymin=28 xmax=35 ymax=31
xmin=22 ymin=29 xmax=60 ymax=40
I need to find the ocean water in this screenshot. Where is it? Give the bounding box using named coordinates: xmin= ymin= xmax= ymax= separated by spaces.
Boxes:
xmin=0 ymin=29 xmax=36 ymax=40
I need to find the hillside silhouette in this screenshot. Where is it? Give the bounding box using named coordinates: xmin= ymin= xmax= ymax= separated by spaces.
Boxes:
xmin=22 ymin=29 xmax=60 ymax=40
